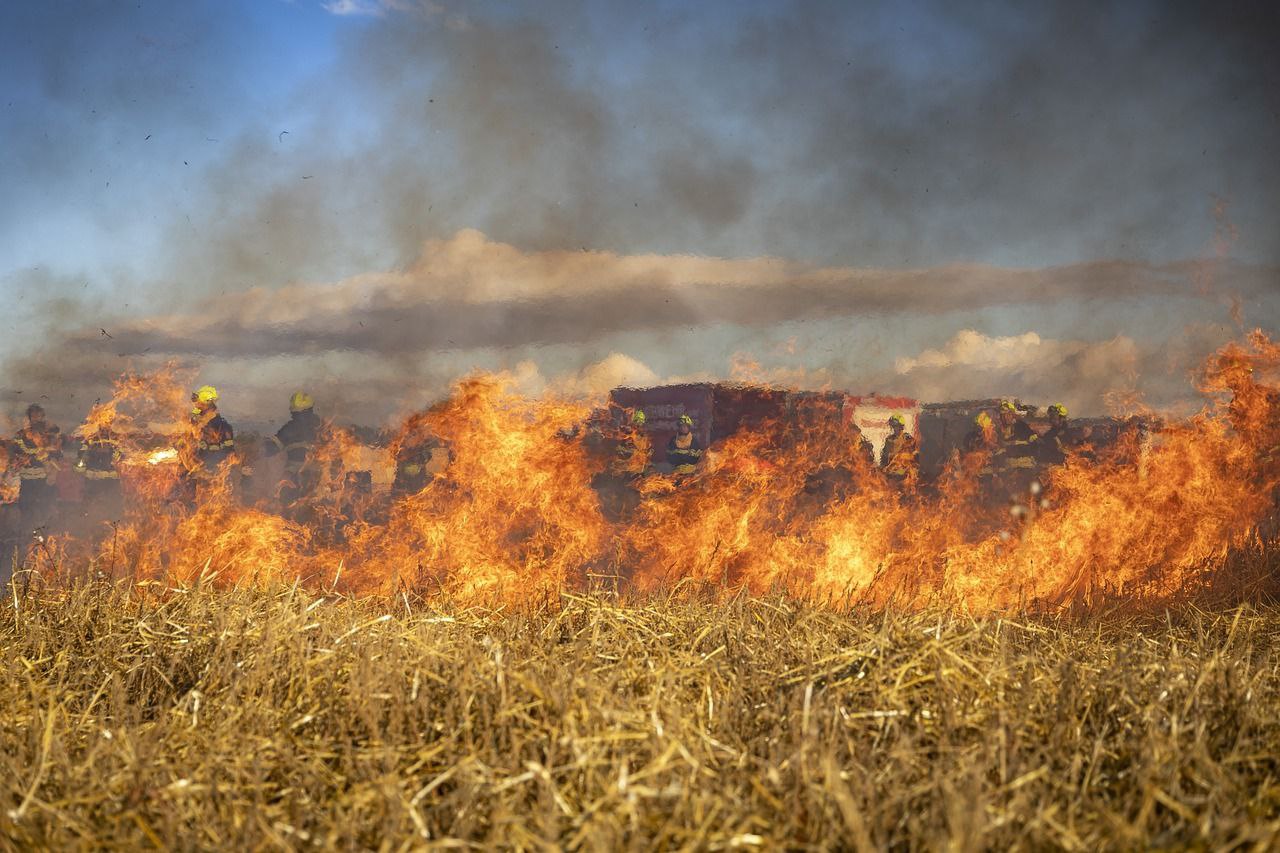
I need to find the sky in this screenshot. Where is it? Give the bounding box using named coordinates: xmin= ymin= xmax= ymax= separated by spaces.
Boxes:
xmin=1 ymin=0 xmax=1278 ymax=430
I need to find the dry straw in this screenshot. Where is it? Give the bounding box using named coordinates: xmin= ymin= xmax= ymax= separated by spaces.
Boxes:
xmin=2 ymin=559 xmax=1279 ymax=849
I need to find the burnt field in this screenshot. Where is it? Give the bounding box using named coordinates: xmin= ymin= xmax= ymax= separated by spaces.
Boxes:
xmin=3 ymin=571 xmax=1280 ymax=850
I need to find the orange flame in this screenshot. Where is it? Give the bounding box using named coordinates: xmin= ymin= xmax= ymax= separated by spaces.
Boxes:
xmin=23 ymin=332 xmax=1280 ymax=613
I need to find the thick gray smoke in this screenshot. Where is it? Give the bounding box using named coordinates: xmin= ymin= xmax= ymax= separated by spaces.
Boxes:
xmin=2 ymin=0 xmax=1278 ymax=427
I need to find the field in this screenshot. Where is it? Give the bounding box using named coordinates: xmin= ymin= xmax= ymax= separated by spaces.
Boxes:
xmin=4 ymin=572 xmax=1280 ymax=850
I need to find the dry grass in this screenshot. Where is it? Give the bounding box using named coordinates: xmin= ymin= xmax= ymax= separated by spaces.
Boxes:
xmin=2 ymin=578 xmax=1280 ymax=850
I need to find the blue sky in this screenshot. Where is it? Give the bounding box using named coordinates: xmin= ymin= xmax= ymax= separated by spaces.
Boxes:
xmin=1 ymin=0 xmax=1277 ymax=424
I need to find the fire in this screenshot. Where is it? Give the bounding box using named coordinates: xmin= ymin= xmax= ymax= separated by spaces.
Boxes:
xmin=12 ymin=333 xmax=1280 ymax=612
xmin=146 ymin=448 xmax=178 ymax=466
xmin=344 ymin=377 xmax=608 ymax=600
xmin=0 ymin=427 xmax=18 ymax=504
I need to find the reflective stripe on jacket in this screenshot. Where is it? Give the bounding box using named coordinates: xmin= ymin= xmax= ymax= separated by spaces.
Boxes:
xmin=667 ymin=433 xmax=703 ymax=468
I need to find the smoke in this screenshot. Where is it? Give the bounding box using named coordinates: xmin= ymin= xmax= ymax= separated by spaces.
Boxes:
xmin=892 ymin=331 xmax=1143 ymax=414
xmin=3 ymin=0 xmax=1278 ymax=427
xmin=885 ymin=327 xmax=1244 ymax=416
xmin=3 ymin=229 xmax=1272 ymax=428
xmin=54 ymin=230 xmax=1280 ymax=359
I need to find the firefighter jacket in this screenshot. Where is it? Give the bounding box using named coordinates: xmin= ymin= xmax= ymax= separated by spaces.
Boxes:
xmin=667 ymin=432 xmax=703 ymax=472
xmin=14 ymin=424 xmax=63 ymax=480
xmin=194 ymin=409 xmax=235 ymax=470
xmin=962 ymin=427 xmax=997 ymax=477
xmin=269 ymin=409 xmax=322 ymax=474
xmin=994 ymin=419 xmax=1038 ymax=473
xmin=609 ymin=425 xmax=651 ymax=476
xmin=77 ymin=429 xmax=123 ymax=480
xmin=880 ymin=431 xmax=918 ymax=478
xmin=393 ymin=440 xmax=438 ymax=495
xmin=1036 ymin=424 xmax=1069 ymax=467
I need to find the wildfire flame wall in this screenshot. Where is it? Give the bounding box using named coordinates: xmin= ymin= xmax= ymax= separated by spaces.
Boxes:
xmin=1 ymin=333 xmax=1278 ymax=612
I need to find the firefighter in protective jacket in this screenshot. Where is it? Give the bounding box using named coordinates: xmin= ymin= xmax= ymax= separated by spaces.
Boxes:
xmin=14 ymin=404 xmax=64 ymax=530
xmin=267 ymin=392 xmax=323 ymax=505
xmin=992 ymin=399 xmax=1041 ymax=505
xmin=393 ymin=435 xmax=446 ymax=496
xmin=610 ymin=409 xmax=650 ymax=477
xmin=189 ymin=386 xmax=235 ymax=474
xmin=75 ymin=406 xmax=124 ymax=519
xmin=879 ymin=413 xmax=918 ymax=484
xmin=667 ymin=414 xmax=704 ymax=474
xmin=1037 ymin=403 xmax=1070 ymax=467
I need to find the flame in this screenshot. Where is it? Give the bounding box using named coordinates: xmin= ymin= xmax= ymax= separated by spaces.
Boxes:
xmin=19 ymin=332 xmax=1280 ymax=612
xmin=146 ymin=448 xmax=179 ymax=466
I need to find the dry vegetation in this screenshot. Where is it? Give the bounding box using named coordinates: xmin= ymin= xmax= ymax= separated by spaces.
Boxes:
xmin=3 ymin=571 xmax=1280 ymax=851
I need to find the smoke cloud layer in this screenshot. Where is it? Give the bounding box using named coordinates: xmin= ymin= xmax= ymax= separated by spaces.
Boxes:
xmin=2 ymin=0 xmax=1278 ymax=428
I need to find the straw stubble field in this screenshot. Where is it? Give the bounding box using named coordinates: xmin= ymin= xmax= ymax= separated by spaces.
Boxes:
xmin=2 ymin=580 xmax=1280 ymax=850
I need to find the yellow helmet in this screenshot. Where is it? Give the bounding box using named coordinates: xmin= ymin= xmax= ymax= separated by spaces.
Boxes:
xmin=1048 ymin=403 xmax=1068 ymax=418
xmin=289 ymin=391 xmax=314 ymax=413
xmin=889 ymin=413 xmax=906 ymax=428
xmin=195 ymin=385 xmax=218 ymax=405
xmin=999 ymin=399 xmax=1017 ymax=413
xmin=974 ymin=411 xmax=993 ymax=428
xmin=631 ymin=410 xmax=646 ymax=426
xmin=679 ymin=413 xmax=694 ymax=426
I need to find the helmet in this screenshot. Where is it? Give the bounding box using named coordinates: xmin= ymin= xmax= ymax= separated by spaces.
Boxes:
xmin=999 ymin=400 xmax=1017 ymax=413
xmin=678 ymin=414 xmax=694 ymax=427
xmin=888 ymin=414 xmax=906 ymax=428
xmin=974 ymin=412 xmax=993 ymax=429
xmin=631 ymin=410 xmax=646 ymax=426
xmin=195 ymin=385 xmax=219 ymax=405
xmin=1048 ymin=403 xmax=1068 ymax=418
xmin=289 ymin=391 xmax=314 ymax=413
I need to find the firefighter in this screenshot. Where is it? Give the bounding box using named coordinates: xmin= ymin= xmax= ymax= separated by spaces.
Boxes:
xmin=959 ymin=411 xmax=998 ymax=491
xmin=14 ymin=404 xmax=64 ymax=532
xmin=592 ymin=409 xmax=649 ymax=521
xmin=880 ymin=413 xmax=918 ymax=484
xmin=1037 ymin=403 xmax=1070 ymax=467
xmin=964 ymin=411 xmax=996 ymax=454
xmin=667 ymin=413 xmax=704 ymax=474
xmin=983 ymin=399 xmax=1034 ymax=517
xmin=266 ymin=391 xmax=323 ymax=507
xmin=993 ymin=394 xmax=1034 ymax=468
xmin=393 ymin=435 xmax=442 ymax=497
xmin=612 ymin=410 xmax=649 ymax=476
xmin=75 ymin=408 xmax=124 ymax=522
xmin=188 ymin=386 xmax=235 ymax=487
